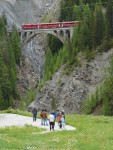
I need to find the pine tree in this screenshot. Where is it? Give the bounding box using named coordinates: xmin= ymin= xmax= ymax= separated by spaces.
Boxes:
xmin=0 ymin=49 xmax=3 ymax=84
xmin=9 ymin=96 xmax=14 ymax=108
xmin=7 ymin=41 xmax=17 ymax=97
xmin=0 ymin=85 xmax=5 ymax=110
xmin=72 ymin=5 xmax=82 ymax=21
xmin=10 ymin=28 xmax=21 ymax=65
xmin=9 ymin=67 xmax=17 ymax=97
xmin=78 ymin=4 xmax=94 ymax=51
xmin=48 ymin=35 xmax=63 ymax=54
xmin=0 ymin=17 xmax=6 ymax=39
xmin=8 ymin=41 xmax=17 ymax=73
xmin=94 ymin=4 xmax=105 ymax=47
xmin=106 ymin=0 xmax=113 ymax=38
xmin=59 ymin=0 xmax=65 ymax=21
xmin=1 ymin=64 xmax=11 ymax=102
xmin=44 ymin=48 xmax=53 ymax=81
xmin=2 ymin=11 xmax=7 ymax=25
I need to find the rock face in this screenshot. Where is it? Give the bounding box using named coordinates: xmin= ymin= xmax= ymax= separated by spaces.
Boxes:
xmin=0 ymin=0 xmax=60 ymax=28
xmin=18 ymin=34 xmax=47 ymax=96
xmin=28 ymin=49 xmax=113 ymax=114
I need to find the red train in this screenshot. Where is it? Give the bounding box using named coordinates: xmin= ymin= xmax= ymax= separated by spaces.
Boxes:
xmin=21 ymin=21 xmax=79 ymax=30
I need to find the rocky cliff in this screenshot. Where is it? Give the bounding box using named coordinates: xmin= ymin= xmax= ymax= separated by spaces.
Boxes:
xmin=28 ymin=49 xmax=113 ymax=114
xmin=0 ymin=0 xmax=60 ymax=28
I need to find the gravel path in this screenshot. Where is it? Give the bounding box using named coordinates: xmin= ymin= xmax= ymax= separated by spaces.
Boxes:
xmin=0 ymin=114 xmax=76 ymax=131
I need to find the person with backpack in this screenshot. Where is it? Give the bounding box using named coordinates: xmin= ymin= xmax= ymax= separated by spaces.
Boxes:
xmin=57 ymin=112 xmax=62 ymax=129
xmin=56 ymin=110 xmax=60 ymax=118
xmin=51 ymin=110 xmax=56 ymax=126
xmin=61 ymin=115 xmax=65 ymax=129
xmin=61 ymin=109 xmax=65 ymax=120
xmin=32 ymin=107 xmax=37 ymax=122
xmin=41 ymin=109 xmax=48 ymax=126
xmin=48 ymin=112 xmax=55 ymax=131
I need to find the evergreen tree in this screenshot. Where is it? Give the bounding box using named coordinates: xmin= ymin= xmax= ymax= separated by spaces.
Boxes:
xmin=66 ymin=40 xmax=73 ymax=64
xmin=78 ymin=4 xmax=94 ymax=51
xmin=94 ymin=4 xmax=105 ymax=47
xmin=0 ymin=17 xmax=21 ymax=110
xmin=59 ymin=0 xmax=66 ymax=21
xmin=0 ymin=86 xmax=5 ymax=110
xmin=0 ymin=17 xmax=6 ymax=39
xmin=44 ymin=48 xmax=53 ymax=81
xmin=1 ymin=64 xmax=11 ymax=100
xmin=2 ymin=11 xmax=7 ymax=25
xmin=0 ymin=49 xmax=3 ymax=84
xmin=72 ymin=5 xmax=82 ymax=21
xmin=9 ymin=67 xmax=17 ymax=97
xmin=8 ymin=41 xmax=17 ymax=73
xmin=48 ymin=34 xmax=63 ymax=54
xmin=106 ymin=0 xmax=113 ymax=38
xmin=7 ymin=41 xmax=17 ymax=97
xmin=10 ymin=28 xmax=21 ymax=65
xmin=9 ymin=96 xmax=14 ymax=108
xmin=59 ymin=0 xmax=78 ymax=21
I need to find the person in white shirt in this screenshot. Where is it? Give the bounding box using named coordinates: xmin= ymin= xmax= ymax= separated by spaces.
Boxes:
xmin=48 ymin=113 xmax=55 ymax=131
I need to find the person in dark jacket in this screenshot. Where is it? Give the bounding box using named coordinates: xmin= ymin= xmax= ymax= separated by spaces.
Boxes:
xmin=32 ymin=108 xmax=37 ymax=122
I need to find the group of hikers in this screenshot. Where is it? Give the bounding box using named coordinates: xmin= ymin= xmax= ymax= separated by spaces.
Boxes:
xmin=32 ymin=108 xmax=65 ymax=131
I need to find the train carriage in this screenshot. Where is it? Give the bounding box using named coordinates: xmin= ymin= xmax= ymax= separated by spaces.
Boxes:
xmin=21 ymin=21 xmax=79 ymax=30
xmin=21 ymin=24 xmax=37 ymax=29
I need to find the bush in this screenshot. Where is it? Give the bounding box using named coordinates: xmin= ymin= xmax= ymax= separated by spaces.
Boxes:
xmin=38 ymin=82 xmax=45 ymax=91
xmin=84 ymin=47 xmax=96 ymax=61
xmin=98 ymin=40 xmax=111 ymax=52
xmin=82 ymin=94 xmax=97 ymax=114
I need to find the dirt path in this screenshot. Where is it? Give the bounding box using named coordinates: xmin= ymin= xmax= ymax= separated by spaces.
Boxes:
xmin=0 ymin=113 xmax=76 ymax=131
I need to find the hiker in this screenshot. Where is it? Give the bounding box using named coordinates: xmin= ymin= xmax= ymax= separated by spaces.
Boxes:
xmin=56 ymin=109 xmax=60 ymax=125
xmin=61 ymin=109 xmax=65 ymax=120
xmin=56 ymin=109 xmax=60 ymax=118
xmin=42 ymin=109 xmax=48 ymax=126
xmin=51 ymin=110 xmax=56 ymax=126
xmin=32 ymin=107 xmax=37 ymax=122
xmin=48 ymin=112 xmax=55 ymax=131
xmin=61 ymin=115 xmax=65 ymax=128
xmin=40 ymin=109 xmax=44 ymax=125
xmin=57 ymin=112 xmax=62 ymax=129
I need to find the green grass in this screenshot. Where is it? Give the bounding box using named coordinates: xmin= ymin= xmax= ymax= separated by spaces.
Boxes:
xmin=0 ymin=112 xmax=113 ymax=150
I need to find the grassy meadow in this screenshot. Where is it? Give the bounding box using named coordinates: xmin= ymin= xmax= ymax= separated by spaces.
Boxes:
xmin=0 ymin=110 xmax=113 ymax=150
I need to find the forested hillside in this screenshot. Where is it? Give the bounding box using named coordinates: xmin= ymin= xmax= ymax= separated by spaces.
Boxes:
xmin=45 ymin=0 xmax=113 ymax=81
xmin=0 ymin=17 xmax=21 ymax=110
xmin=43 ymin=0 xmax=113 ymax=115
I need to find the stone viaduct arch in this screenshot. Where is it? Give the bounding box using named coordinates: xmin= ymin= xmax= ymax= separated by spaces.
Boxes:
xmin=20 ymin=27 xmax=74 ymax=48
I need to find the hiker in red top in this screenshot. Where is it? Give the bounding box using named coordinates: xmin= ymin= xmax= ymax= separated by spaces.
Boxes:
xmin=41 ymin=109 xmax=48 ymax=126
xmin=57 ymin=112 xmax=62 ymax=128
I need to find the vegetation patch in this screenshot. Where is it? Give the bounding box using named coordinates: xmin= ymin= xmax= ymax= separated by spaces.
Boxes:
xmin=0 ymin=113 xmax=113 ymax=150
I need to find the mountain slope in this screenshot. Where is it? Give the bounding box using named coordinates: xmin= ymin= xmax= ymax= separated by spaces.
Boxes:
xmin=28 ymin=49 xmax=113 ymax=113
